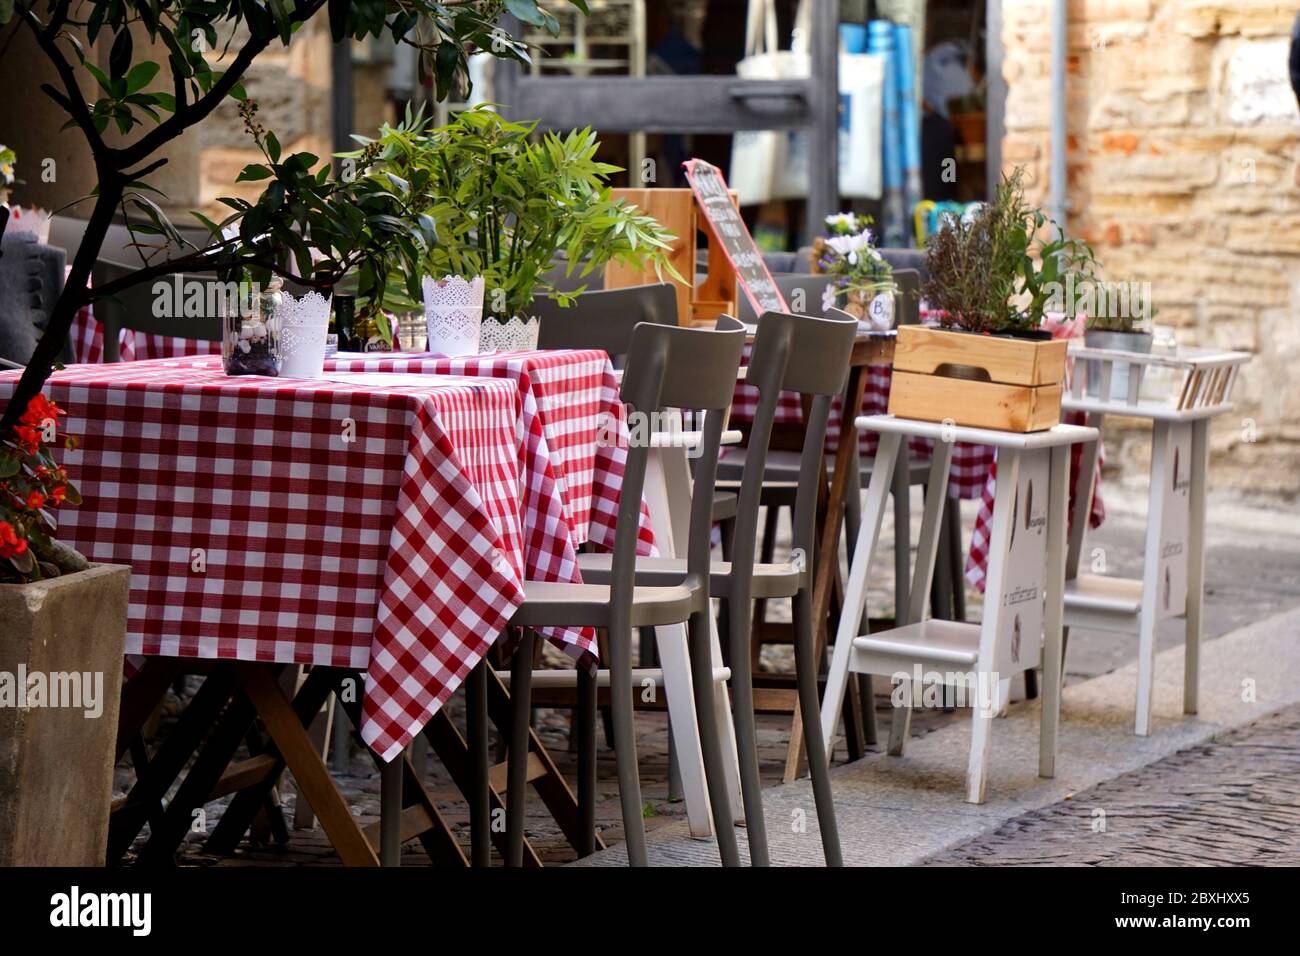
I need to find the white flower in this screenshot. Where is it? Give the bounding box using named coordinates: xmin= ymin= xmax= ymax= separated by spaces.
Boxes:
xmin=822 ymin=283 xmax=838 ymax=312
xmin=824 ymin=212 xmax=859 ymax=234
xmin=825 ymin=230 xmax=874 ymax=266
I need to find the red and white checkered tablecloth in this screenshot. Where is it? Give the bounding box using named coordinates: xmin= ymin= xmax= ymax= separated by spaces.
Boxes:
xmin=71 ymin=308 xmax=220 ymax=363
xmin=324 ymin=350 xmax=654 ymax=556
xmin=0 ymin=358 xmax=614 ymax=761
xmin=731 ymin=356 xmax=996 ymax=500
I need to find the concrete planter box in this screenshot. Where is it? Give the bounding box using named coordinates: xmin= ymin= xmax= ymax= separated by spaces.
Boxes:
xmin=0 ymin=564 xmax=130 ymax=866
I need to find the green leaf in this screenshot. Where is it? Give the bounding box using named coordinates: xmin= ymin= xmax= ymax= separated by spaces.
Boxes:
xmin=109 ymin=29 xmax=133 ymax=81
xmin=125 ymin=61 xmax=161 ymax=95
xmin=266 ymin=131 xmax=281 ymax=164
xmin=505 ymin=0 xmax=549 ymax=27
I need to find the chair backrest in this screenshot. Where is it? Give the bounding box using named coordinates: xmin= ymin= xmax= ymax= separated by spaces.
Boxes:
xmin=93 ymin=260 xmax=222 ymax=360
xmin=893 ymin=268 xmax=921 ymax=326
xmin=737 ymin=274 xmax=827 ymax=325
xmin=540 ymin=253 xmax=603 ymax=294
xmin=533 ymin=283 xmax=678 ymax=360
xmin=731 ymin=308 xmax=858 ymax=593
xmin=609 ymin=315 xmax=746 ymax=609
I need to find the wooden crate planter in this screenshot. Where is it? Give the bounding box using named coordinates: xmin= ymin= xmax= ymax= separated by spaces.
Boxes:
xmin=888 ymin=325 xmax=1067 ymax=432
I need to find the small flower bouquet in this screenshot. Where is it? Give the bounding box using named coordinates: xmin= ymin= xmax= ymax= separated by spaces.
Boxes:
xmin=812 ymin=213 xmax=896 ymax=330
xmin=1 ymin=394 xmax=84 ymax=582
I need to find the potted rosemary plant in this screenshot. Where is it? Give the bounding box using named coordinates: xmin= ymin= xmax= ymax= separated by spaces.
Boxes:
xmin=890 ymin=168 xmax=1096 ymax=432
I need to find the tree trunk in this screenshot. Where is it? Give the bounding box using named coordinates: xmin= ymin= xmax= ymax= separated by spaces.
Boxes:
xmin=0 ymin=176 xmax=122 ymax=436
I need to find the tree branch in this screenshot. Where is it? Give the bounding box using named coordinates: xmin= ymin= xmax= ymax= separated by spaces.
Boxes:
xmin=19 ymin=5 xmax=110 ymax=159
xmin=119 ymin=0 xmax=331 ymax=169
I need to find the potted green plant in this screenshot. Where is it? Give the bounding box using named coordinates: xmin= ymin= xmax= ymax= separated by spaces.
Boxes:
xmin=344 ymin=106 xmax=683 ymax=352
xmin=811 ymin=212 xmax=895 ymax=330
xmin=892 ymin=168 xmax=1096 ymax=431
xmin=1082 ymin=282 xmax=1155 ymax=400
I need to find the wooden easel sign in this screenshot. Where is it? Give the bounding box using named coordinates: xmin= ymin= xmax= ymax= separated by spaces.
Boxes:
xmin=682 ymin=158 xmax=788 ymax=320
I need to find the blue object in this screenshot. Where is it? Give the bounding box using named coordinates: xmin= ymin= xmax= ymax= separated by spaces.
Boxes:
xmin=869 ymin=20 xmax=906 ymax=246
xmin=840 ymin=23 xmax=869 ymax=54
xmin=893 ymin=23 xmax=922 ymax=247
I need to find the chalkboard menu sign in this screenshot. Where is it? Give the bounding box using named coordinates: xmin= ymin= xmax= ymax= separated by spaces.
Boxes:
xmin=682 ymin=159 xmax=788 ymax=319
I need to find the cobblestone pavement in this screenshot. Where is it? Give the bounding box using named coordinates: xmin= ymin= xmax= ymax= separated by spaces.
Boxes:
xmin=924 ymin=703 xmax=1300 ymax=867
xmin=118 ymin=488 xmax=1300 ymax=866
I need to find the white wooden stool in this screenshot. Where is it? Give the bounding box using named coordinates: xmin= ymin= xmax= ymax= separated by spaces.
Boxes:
xmin=820 ymin=414 xmax=1098 ymax=803
xmin=1061 ymin=343 xmax=1250 ymax=736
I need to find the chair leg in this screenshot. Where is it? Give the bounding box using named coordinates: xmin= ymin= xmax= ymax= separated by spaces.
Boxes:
xmin=607 ymin=621 xmax=649 ymax=866
xmin=576 ymin=665 xmax=598 ymax=857
xmin=794 ymin=585 xmax=843 ymax=866
xmin=726 ymin=596 xmax=769 ymax=866
xmin=466 ymin=658 xmax=491 ymax=867
xmin=505 ymin=629 xmax=535 ymax=867
xmin=688 ymin=608 xmax=742 ymax=866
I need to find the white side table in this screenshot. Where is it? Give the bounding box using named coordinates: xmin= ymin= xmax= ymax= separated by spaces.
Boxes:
xmin=821 ymin=415 xmax=1098 ymax=803
xmin=1062 ymin=344 xmax=1251 ymax=736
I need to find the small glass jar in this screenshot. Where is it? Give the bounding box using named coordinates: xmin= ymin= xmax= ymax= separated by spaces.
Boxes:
xmin=223 ymin=280 xmax=283 ymax=376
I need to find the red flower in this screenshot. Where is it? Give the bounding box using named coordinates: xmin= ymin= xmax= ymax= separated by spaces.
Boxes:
xmin=0 ymin=520 xmax=27 ymax=559
xmin=26 ymin=491 xmax=45 ymax=510
xmin=49 ymin=485 xmax=66 ymax=504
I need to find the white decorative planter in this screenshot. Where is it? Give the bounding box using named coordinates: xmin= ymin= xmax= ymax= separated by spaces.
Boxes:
xmin=479 ymin=313 xmax=541 ymax=353
xmin=279 ymin=290 xmax=332 ymax=378
xmin=423 ymin=275 xmax=484 ymax=356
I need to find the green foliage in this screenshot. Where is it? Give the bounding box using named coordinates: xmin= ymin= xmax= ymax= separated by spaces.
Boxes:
xmin=344 ymin=106 xmax=683 ymax=322
xmin=923 ymin=168 xmax=1095 ymax=334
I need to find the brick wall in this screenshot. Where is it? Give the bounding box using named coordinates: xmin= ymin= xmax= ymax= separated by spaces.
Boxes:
xmin=1002 ymin=0 xmax=1300 ymax=498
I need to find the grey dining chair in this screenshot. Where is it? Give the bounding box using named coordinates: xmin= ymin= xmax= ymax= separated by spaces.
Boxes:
xmin=502 ymin=315 xmax=748 ymax=867
xmin=49 ymin=216 xmax=221 ymax=360
xmin=581 ymin=308 xmax=856 ymax=866
xmin=533 ymin=282 xmax=677 ymax=356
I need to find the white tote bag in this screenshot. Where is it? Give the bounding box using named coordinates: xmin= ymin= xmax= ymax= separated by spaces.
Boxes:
xmin=769 ymin=3 xmax=884 ymax=200
xmin=730 ymin=0 xmax=792 ymax=206
xmin=839 ymin=51 xmax=884 ymax=199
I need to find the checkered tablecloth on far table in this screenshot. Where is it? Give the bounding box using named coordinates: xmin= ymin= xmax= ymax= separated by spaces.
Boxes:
xmin=71 ymin=307 xmax=221 ymax=363
xmin=0 ymin=358 xmax=617 ymax=761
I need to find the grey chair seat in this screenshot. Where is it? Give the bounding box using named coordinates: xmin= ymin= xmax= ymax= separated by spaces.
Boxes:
xmin=712 ymin=490 xmax=738 ymax=522
xmin=510 ymin=579 xmax=701 ymax=630
xmin=577 ymin=553 xmax=803 ymax=600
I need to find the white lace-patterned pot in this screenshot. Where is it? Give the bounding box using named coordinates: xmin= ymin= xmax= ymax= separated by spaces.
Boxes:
xmin=478 ymin=313 xmax=541 ymax=353
xmin=278 ymin=290 xmax=333 ymax=378
xmin=422 ymin=275 xmax=484 ymax=356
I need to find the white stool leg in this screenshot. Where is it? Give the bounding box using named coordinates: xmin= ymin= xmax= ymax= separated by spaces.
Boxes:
xmin=1136 ymin=421 xmax=1171 ymax=737
xmin=966 ymin=449 xmax=1021 ymax=804
xmin=821 ymin=433 xmax=902 ymax=762
xmin=1040 ymin=445 xmax=1069 ymax=778
xmin=1184 ymin=418 xmax=1209 ymax=715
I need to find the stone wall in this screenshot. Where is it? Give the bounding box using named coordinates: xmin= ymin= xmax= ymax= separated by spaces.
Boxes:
xmin=1002 ymin=0 xmax=1300 ymax=498
xmin=198 ymin=18 xmax=334 ymax=218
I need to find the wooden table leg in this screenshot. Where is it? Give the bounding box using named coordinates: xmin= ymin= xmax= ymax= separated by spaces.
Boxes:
xmin=784 ymin=361 xmax=869 ymax=783
xmin=107 ymin=664 xmax=239 ymax=864
xmin=115 ymin=658 xmax=184 ymax=763
xmin=235 ymin=663 xmax=379 ymax=867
